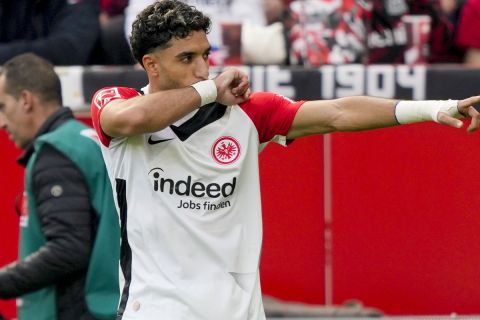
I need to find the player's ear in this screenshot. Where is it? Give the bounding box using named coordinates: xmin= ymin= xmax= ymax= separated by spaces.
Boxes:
xmin=143 ymin=54 xmax=159 ymax=77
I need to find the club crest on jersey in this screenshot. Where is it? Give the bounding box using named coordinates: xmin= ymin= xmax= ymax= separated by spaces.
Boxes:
xmin=211 ymin=136 xmax=241 ymax=165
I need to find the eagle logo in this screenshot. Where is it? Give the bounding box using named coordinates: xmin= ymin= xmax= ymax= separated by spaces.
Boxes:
xmin=212 ymin=136 xmax=241 ymax=165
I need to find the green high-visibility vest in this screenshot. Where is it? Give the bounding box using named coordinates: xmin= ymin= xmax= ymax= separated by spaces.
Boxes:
xmin=20 ymin=119 xmax=119 ymax=320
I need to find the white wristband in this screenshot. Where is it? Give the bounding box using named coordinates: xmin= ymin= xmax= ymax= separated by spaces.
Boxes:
xmin=395 ymin=99 xmax=461 ymax=124
xmin=191 ymin=80 xmax=217 ymax=106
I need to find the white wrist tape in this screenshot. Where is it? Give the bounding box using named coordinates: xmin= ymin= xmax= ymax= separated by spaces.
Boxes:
xmin=191 ymin=80 xmax=217 ymax=106
xmin=395 ymin=99 xmax=461 ymax=124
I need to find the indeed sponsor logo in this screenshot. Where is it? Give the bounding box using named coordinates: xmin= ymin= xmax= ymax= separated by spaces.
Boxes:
xmin=148 ymin=168 xmax=236 ymax=198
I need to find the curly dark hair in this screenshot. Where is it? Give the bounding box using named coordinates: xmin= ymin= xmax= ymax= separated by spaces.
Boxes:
xmin=130 ymin=0 xmax=211 ymax=66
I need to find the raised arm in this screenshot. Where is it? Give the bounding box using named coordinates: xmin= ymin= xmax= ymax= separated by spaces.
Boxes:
xmin=287 ymin=95 xmax=480 ymax=139
xmin=98 ymin=68 xmax=250 ymax=138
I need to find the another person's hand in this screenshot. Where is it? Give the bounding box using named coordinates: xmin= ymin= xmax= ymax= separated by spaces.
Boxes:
xmin=214 ymin=68 xmax=251 ymax=106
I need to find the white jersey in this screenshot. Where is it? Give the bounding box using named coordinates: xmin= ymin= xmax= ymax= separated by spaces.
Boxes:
xmin=91 ymin=88 xmax=303 ymax=320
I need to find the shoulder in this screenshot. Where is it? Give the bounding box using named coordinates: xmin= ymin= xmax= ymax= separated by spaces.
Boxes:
xmin=240 ymin=92 xmax=296 ymax=110
xmin=92 ymin=87 xmax=142 ymax=110
xmin=34 ymin=144 xmax=77 ymax=172
xmin=38 ymin=120 xmax=98 ymax=149
xmin=239 ymin=91 xmax=302 ymax=115
xmin=238 ymin=92 xmax=305 ymax=143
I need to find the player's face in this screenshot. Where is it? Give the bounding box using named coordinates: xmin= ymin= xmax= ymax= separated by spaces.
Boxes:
xmin=147 ymin=31 xmax=211 ymax=90
xmin=0 ymin=75 xmax=34 ymax=149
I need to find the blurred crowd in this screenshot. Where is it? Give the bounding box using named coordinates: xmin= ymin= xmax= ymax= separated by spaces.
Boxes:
xmin=0 ymin=0 xmax=478 ymax=67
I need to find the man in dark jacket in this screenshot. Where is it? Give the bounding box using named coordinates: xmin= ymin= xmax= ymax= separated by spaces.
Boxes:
xmin=0 ymin=53 xmax=119 ymax=320
xmin=0 ymin=0 xmax=100 ymax=65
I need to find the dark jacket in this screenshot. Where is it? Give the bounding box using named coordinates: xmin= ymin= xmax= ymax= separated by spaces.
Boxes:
xmin=0 ymin=0 xmax=100 ymax=65
xmin=0 ymin=108 xmax=98 ymax=320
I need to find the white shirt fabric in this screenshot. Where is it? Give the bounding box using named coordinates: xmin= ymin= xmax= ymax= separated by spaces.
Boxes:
xmin=91 ymin=87 xmax=303 ymax=319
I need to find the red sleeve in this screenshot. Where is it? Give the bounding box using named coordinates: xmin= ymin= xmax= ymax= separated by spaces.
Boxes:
xmin=239 ymin=92 xmax=304 ymax=143
xmin=457 ymin=0 xmax=480 ymax=49
xmin=90 ymin=87 xmax=141 ymax=147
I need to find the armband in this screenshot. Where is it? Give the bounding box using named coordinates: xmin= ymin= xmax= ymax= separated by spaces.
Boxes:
xmin=191 ymin=80 xmax=217 ymax=106
xmin=394 ymin=99 xmax=461 ymax=124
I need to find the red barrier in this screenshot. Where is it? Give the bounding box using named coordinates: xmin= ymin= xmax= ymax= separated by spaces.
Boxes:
xmin=260 ymin=136 xmax=326 ymax=304
xmin=0 ymin=131 xmax=22 ymax=319
xmin=331 ymin=122 xmax=480 ymax=314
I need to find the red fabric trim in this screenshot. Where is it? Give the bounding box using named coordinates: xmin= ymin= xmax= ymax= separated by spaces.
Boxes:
xmin=90 ymin=87 xmax=141 ymax=147
xmin=239 ymin=92 xmax=304 ymax=143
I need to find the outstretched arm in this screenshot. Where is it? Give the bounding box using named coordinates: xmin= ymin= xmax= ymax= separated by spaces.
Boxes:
xmin=287 ymin=95 xmax=480 ymax=139
xmin=98 ymin=68 xmax=250 ymax=138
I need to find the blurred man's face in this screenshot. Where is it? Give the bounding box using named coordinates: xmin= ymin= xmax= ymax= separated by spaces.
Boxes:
xmin=0 ymin=75 xmax=34 ymax=149
xmin=146 ymin=31 xmax=211 ymax=91
xmin=263 ymin=0 xmax=286 ymax=24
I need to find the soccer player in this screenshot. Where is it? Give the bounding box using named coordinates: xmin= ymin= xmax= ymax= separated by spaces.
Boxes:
xmin=90 ymin=1 xmax=480 ymax=319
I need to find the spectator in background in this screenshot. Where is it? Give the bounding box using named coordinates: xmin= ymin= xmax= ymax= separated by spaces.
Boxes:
xmin=283 ymin=0 xmax=465 ymax=66
xmin=456 ymin=0 xmax=480 ymax=66
xmin=286 ymin=0 xmax=371 ymax=66
xmin=92 ymin=0 xmax=136 ymax=65
xmin=0 ymin=54 xmax=120 ymax=320
xmin=101 ymin=0 xmax=129 ymax=17
xmin=241 ymin=0 xmax=291 ymax=65
xmin=263 ymin=0 xmax=289 ymax=25
xmin=0 ymin=0 xmax=101 ymax=66
xmin=184 ymin=0 xmax=266 ymax=52
xmin=236 ymin=0 xmax=290 ymax=65
xmin=124 ymin=0 xmax=267 ymax=65
xmin=126 ymin=0 xmax=265 ymax=50
xmin=367 ymin=0 xmax=463 ymax=64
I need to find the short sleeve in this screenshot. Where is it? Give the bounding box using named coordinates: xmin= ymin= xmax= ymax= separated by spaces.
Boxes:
xmin=90 ymin=87 xmax=141 ymax=147
xmin=239 ymin=92 xmax=304 ymax=143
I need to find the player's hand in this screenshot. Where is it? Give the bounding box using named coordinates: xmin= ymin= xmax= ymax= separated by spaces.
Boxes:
xmin=458 ymin=95 xmax=480 ymax=132
xmin=214 ymin=67 xmax=251 ymax=106
xmin=437 ymin=95 xmax=480 ymax=133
